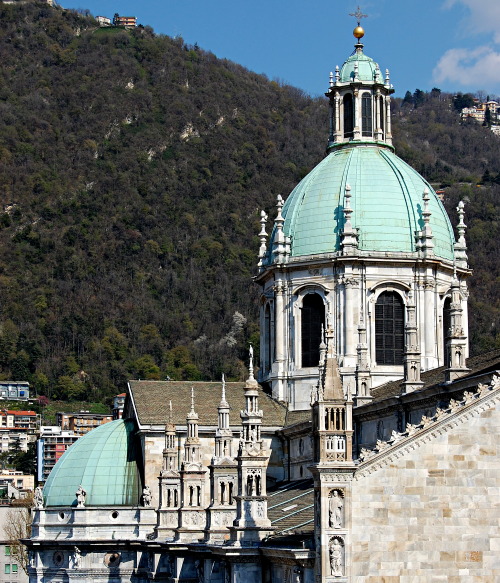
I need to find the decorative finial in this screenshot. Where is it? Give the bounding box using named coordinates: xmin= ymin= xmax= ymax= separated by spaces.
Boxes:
xmin=454 ymin=200 xmax=468 ymax=267
xmin=350 ymin=5 xmax=367 ymax=41
xmin=350 ymin=5 xmax=368 ymax=26
xmin=168 ymin=400 xmax=173 ymax=423
xmin=249 ymin=344 xmax=255 ymax=380
xmin=258 ymin=209 xmax=268 ymax=268
xmin=272 ymin=194 xmax=289 ymax=264
xmin=329 ymin=71 xmax=334 ymax=88
xmin=335 ymin=65 xmax=340 ymax=82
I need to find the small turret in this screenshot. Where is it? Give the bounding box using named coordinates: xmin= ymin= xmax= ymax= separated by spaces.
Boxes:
xmin=402 ymin=290 xmax=424 ymax=394
xmin=444 ymin=267 xmax=469 ymax=382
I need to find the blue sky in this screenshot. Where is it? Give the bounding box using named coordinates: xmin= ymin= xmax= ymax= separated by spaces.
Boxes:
xmin=62 ymin=0 xmax=500 ymax=98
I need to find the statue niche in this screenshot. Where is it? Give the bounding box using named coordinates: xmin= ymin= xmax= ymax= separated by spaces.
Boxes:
xmin=328 ymin=489 xmax=344 ymax=529
xmin=329 ymin=536 xmax=344 ymax=577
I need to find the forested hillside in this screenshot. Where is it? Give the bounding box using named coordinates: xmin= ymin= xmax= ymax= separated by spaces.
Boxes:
xmin=0 ymin=2 xmax=498 ymax=400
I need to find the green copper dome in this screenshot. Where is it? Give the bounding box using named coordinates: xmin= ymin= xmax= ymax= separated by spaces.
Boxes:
xmin=340 ymin=50 xmax=379 ymax=82
xmin=43 ymin=419 xmax=141 ymax=507
xmin=278 ymin=145 xmax=455 ymax=260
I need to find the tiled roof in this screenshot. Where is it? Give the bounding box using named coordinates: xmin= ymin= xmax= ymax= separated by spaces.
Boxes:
xmin=284 ymin=409 xmax=311 ymax=428
xmin=368 ymin=349 xmax=500 ymax=405
xmin=0 ymin=410 xmax=36 ymax=416
xmin=128 ymin=381 xmax=287 ymax=428
xmin=267 ymin=479 xmax=314 ymax=535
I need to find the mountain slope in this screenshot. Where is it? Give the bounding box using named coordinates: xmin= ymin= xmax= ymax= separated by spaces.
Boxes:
xmin=0 ymin=3 xmax=498 ymax=399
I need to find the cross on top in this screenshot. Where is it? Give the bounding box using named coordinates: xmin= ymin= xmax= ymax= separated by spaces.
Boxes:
xmin=349 ymin=6 xmax=368 ymax=25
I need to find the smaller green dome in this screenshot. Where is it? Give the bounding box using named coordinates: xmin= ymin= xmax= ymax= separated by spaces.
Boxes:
xmin=44 ymin=419 xmax=141 ymax=507
xmin=340 ymin=50 xmax=379 ymax=83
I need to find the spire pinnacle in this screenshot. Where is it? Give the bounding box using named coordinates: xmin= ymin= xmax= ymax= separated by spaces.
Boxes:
xmin=454 ymin=200 xmax=468 ymax=267
xmin=219 ymin=373 xmax=229 ymax=408
xmin=187 ymin=387 xmax=198 ymax=420
xmin=257 ymin=210 xmax=268 ymax=269
xmin=248 ymin=344 xmax=256 ymax=381
xmin=168 ymin=400 xmax=173 ymax=424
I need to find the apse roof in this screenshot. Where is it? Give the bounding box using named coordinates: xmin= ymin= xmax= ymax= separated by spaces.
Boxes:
xmin=43 ymin=419 xmax=141 ymax=507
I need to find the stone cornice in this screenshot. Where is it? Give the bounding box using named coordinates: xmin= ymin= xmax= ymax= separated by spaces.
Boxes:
xmin=355 ymin=375 xmax=500 ymax=479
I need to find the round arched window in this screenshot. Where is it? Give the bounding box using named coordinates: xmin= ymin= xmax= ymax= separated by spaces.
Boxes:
xmin=375 ymin=291 xmax=404 ymax=365
xmin=302 ymin=293 xmax=325 ymax=367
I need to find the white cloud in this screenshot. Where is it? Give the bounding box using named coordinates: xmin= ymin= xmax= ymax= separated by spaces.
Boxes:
xmin=444 ymin=0 xmax=500 ymax=43
xmin=433 ymin=45 xmax=500 ymax=86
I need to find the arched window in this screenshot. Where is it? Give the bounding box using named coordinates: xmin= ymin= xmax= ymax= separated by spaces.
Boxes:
xmin=302 ymin=293 xmax=325 ymax=367
xmin=343 ymin=94 xmax=354 ymax=138
xmin=375 ymin=291 xmax=404 ymax=365
xmin=443 ymin=297 xmax=452 ymax=366
xmin=361 ymin=93 xmax=372 ymax=137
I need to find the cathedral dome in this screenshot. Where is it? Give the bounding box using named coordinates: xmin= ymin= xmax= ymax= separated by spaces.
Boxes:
xmin=43 ymin=419 xmax=141 ymax=507
xmin=276 ymin=144 xmax=455 ymax=260
xmin=340 ymin=50 xmax=379 ymax=82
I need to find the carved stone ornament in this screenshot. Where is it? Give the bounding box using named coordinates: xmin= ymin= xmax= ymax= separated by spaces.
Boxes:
xmin=463 ymin=391 xmax=475 ymax=405
xmin=34 ymin=485 xmax=44 ymax=509
xmin=104 ymin=552 xmax=121 ymax=568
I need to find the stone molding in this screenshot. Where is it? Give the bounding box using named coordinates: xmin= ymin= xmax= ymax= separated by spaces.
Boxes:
xmin=355 ymin=375 xmax=500 ymax=478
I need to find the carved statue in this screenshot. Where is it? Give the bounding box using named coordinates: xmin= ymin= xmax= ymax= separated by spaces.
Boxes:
xmin=75 ymin=485 xmax=86 ymax=508
xmin=329 ymin=538 xmax=343 ymax=577
xmin=34 ymin=485 xmax=44 ymax=509
xmin=246 ymin=474 xmax=254 ymax=496
xmin=329 ymin=490 xmax=343 ymax=528
xmin=72 ymin=547 xmax=81 ymax=569
xmin=142 ymin=485 xmax=152 ymax=507
xmin=28 ymin=550 xmax=35 ymax=568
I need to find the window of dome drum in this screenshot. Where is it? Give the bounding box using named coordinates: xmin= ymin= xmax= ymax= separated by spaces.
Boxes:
xmin=302 ymin=293 xmax=325 ymax=367
xmin=375 ymin=292 xmax=404 ymax=365
xmin=443 ymin=297 xmax=452 ymax=366
xmin=343 ymin=94 xmax=354 ymax=138
xmin=362 ymin=93 xmax=372 ymax=137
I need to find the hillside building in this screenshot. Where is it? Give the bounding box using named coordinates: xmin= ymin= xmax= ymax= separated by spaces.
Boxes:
xmin=27 ymin=24 xmax=500 ymax=583
xmin=36 ymin=426 xmax=78 ymax=483
xmin=0 ymin=410 xmax=37 ymax=454
xmin=0 ymin=382 xmax=30 ymax=402
xmin=113 ymin=14 xmax=137 ymax=29
xmin=56 ymin=411 xmax=113 ymax=436
xmin=113 ymin=393 xmax=126 ymax=419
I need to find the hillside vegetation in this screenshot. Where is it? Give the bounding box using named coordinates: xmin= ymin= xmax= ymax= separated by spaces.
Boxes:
xmin=0 ymin=3 xmax=498 ymax=399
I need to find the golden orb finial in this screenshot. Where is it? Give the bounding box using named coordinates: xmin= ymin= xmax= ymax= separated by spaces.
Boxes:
xmin=353 ymin=25 xmax=365 ymax=40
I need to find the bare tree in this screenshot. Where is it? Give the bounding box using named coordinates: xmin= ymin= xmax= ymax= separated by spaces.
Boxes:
xmin=4 ymin=500 xmax=33 ymax=575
